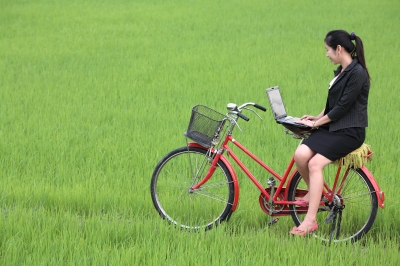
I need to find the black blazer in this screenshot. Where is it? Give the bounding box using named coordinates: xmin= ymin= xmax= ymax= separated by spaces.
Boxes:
xmin=324 ymin=58 xmax=370 ymax=131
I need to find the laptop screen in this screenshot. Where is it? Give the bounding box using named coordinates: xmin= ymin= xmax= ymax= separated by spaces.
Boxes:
xmin=266 ymin=87 xmax=287 ymax=119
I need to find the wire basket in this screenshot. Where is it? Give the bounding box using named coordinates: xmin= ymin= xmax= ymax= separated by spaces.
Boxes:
xmin=184 ymin=105 xmax=227 ymax=148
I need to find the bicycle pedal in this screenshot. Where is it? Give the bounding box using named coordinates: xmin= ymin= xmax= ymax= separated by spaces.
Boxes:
xmin=267 ymin=218 xmax=279 ymax=226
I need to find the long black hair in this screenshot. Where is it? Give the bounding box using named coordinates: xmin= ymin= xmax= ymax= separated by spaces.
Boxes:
xmin=324 ymin=30 xmax=370 ymax=79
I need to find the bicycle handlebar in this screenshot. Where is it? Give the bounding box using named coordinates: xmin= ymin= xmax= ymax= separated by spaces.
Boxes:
xmin=236 ymin=102 xmax=267 ymax=112
xmin=228 ymin=102 xmax=266 ymax=121
xmin=254 ymin=104 xmax=267 ymax=112
xmin=237 ymin=112 xmax=250 ymax=121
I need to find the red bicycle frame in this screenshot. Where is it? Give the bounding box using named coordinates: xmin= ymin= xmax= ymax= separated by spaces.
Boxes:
xmin=189 ymin=134 xmax=384 ymax=215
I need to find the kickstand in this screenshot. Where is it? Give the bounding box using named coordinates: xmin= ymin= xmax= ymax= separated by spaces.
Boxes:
xmin=328 ymin=212 xmax=337 ymax=245
xmin=335 ymin=209 xmax=343 ymax=240
xmin=326 ymin=205 xmax=345 ymax=245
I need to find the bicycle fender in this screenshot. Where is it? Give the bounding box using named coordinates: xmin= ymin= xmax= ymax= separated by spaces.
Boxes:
xmin=187 ymin=142 xmax=240 ymax=211
xmin=360 ymin=166 xmax=385 ymax=209
xmin=285 ymin=170 xmax=300 ymax=200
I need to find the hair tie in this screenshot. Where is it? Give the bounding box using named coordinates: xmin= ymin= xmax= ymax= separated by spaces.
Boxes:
xmin=350 ymin=32 xmax=357 ymax=40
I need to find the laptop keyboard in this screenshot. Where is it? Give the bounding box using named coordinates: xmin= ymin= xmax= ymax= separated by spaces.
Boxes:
xmin=283 ymin=116 xmax=298 ymax=122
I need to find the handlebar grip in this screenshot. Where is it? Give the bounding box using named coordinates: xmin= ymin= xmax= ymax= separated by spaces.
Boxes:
xmin=237 ymin=112 xmax=250 ymax=121
xmin=254 ymin=104 xmax=267 ymax=112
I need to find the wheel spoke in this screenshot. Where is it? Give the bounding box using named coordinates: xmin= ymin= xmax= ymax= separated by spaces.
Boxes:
xmin=190 ymin=190 xmax=233 ymax=205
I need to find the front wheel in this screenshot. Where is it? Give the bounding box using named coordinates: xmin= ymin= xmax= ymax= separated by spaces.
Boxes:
xmin=150 ymin=146 xmax=235 ymax=230
xmin=288 ymin=165 xmax=378 ymax=243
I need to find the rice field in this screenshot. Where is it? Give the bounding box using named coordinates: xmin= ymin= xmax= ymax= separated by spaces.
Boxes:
xmin=1 ymin=0 xmax=400 ymax=265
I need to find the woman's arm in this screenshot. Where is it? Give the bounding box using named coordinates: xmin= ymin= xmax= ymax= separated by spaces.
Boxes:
xmin=300 ymin=109 xmax=325 ymax=121
xmin=296 ymin=109 xmax=331 ymax=128
xmin=312 ymin=114 xmax=331 ymax=128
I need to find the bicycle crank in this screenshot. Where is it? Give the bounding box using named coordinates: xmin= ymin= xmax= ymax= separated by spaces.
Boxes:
xmin=259 ymin=189 xmax=285 ymax=214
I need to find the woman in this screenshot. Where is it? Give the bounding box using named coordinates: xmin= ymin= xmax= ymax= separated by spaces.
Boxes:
xmin=291 ymin=30 xmax=371 ymax=236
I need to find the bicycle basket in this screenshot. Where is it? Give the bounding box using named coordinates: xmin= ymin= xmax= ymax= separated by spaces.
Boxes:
xmin=184 ymin=105 xmax=226 ymax=148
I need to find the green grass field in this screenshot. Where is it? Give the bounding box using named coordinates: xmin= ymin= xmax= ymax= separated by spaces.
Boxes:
xmin=1 ymin=0 xmax=400 ymax=264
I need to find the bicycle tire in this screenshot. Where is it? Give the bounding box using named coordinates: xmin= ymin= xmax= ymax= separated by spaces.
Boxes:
xmin=150 ymin=146 xmax=235 ymax=230
xmin=288 ymin=165 xmax=378 ymax=243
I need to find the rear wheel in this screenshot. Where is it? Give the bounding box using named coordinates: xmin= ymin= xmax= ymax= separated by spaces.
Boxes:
xmin=288 ymin=165 xmax=378 ymax=243
xmin=150 ymin=146 xmax=235 ymax=230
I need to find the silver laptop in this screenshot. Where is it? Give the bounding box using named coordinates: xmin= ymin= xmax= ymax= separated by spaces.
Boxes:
xmin=266 ymin=86 xmax=310 ymax=129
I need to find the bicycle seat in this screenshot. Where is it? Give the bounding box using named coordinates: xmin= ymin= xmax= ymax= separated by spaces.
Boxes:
xmin=332 ymin=143 xmax=373 ymax=168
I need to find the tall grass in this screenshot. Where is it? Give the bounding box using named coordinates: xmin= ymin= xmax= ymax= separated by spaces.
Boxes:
xmin=1 ymin=0 xmax=399 ymax=265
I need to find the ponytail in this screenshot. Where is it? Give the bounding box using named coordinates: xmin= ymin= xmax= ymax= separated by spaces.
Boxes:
xmin=352 ymin=34 xmax=370 ymax=79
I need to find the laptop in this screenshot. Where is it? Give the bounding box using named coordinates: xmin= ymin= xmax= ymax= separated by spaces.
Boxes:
xmin=266 ymin=86 xmax=311 ymax=129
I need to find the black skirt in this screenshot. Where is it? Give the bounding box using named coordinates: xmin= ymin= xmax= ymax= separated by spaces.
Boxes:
xmin=303 ymin=127 xmax=365 ymax=161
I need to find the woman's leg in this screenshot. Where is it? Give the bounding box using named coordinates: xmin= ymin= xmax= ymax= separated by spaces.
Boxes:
xmin=295 ymin=153 xmax=332 ymax=233
xmin=294 ymin=144 xmax=316 ymax=200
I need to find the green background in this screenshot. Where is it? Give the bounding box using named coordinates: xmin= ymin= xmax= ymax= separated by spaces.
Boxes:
xmin=1 ymin=0 xmax=399 ymax=265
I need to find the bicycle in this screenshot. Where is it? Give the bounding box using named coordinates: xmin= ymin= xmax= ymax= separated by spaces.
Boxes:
xmin=150 ymin=102 xmax=385 ymax=243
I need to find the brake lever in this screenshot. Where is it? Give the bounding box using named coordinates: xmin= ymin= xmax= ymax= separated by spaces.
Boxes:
xmin=241 ymin=107 xmax=263 ymax=120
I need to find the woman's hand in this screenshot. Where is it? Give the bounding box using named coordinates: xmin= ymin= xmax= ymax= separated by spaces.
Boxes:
xmin=295 ymin=113 xmax=330 ymax=129
xmin=295 ymin=115 xmax=318 ymax=128
xmin=300 ymin=115 xmax=318 ymax=121
xmin=295 ymin=118 xmax=315 ymax=128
